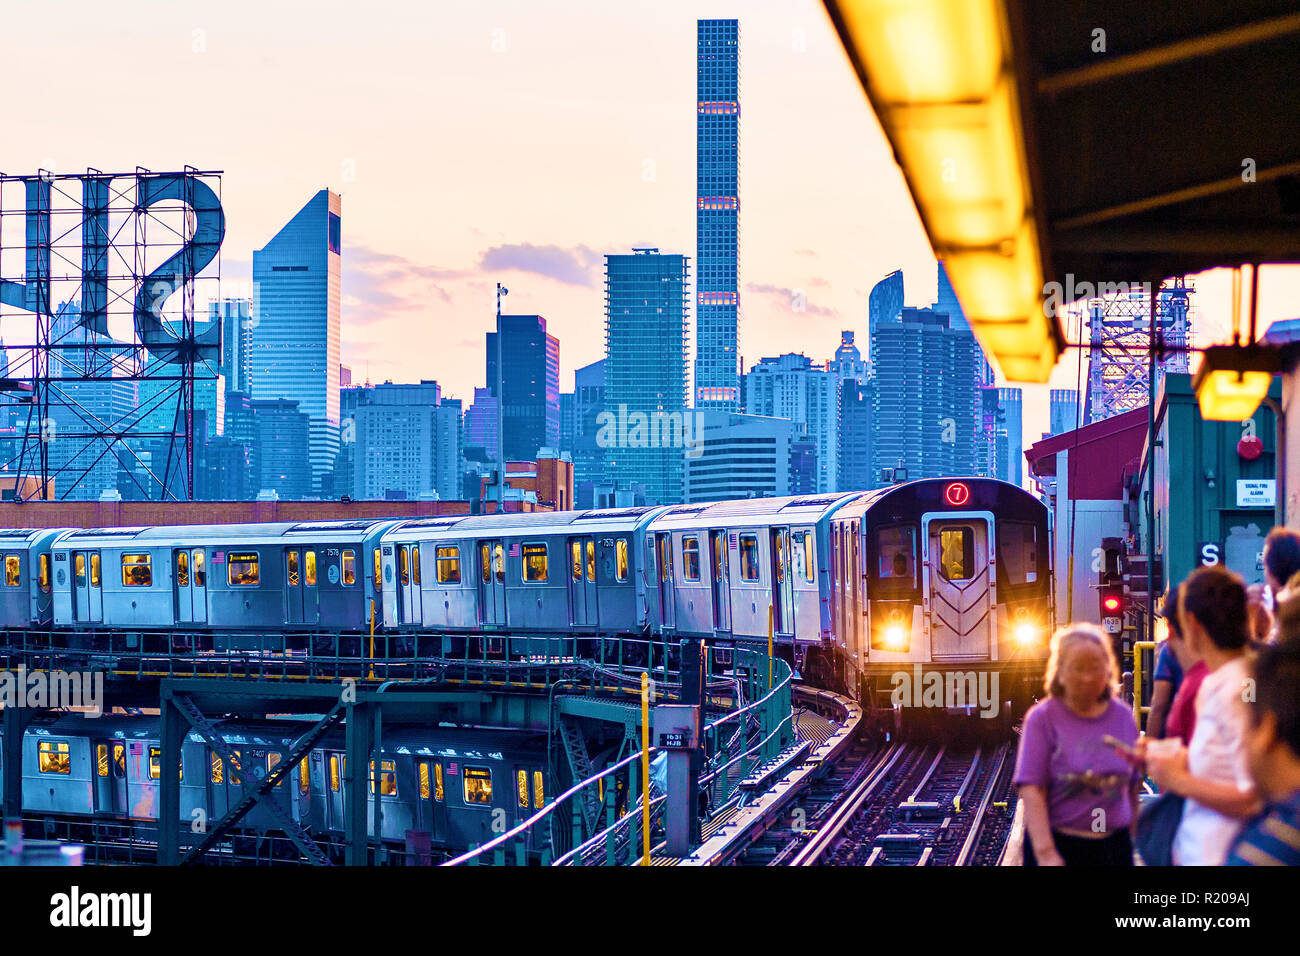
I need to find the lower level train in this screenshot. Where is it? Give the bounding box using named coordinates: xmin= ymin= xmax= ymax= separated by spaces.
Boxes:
xmin=0 ymin=477 xmax=1053 ymax=704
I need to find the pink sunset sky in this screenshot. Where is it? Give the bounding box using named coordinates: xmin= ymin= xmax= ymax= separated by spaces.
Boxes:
xmin=3 ymin=0 xmax=1297 ymax=450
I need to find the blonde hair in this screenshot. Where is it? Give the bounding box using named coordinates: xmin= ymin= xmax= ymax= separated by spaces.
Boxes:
xmin=1044 ymin=623 xmax=1120 ymax=700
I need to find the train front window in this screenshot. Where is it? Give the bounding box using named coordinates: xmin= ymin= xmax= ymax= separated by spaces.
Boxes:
xmin=682 ymin=536 xmax=701 ymax=581
xmin=938 ymin=528 xmax=976 ymax=582
xmin=739 ymin=534 xmax=760 ymax=582
xmin=997 ymin=521 xmax=1040 ymax=588
xmin=228 ymin=554 xmax=260 ymax=586
xmin=874 ymin=525 xmax=918 ymax=596
xmin=38 ymin=740 xmax=70 ymax=775
xmin=523 ymin=544 xmax=547 ymax=582
xmin=342 ymin=549 xmax=356 ymax=585
xmin=436 ymin=547 xmax=460 ymax=584
xmin=4 ymin=554 xmax=19 ymax=587
xmin=122 ymin=553 xmax=152 ymax=587
xmin=464 ymin=766 xmax=492 ymax=805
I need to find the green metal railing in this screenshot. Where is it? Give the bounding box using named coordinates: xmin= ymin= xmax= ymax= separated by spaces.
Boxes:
xmin=444 ymin=645 xmax=794 ymax=866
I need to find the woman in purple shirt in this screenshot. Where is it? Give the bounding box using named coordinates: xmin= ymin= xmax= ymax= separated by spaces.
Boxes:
xmin=1014 ymin=623 xmax=1141 ymax=865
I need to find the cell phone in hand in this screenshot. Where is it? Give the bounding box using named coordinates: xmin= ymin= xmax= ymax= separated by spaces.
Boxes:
xmin=1102 ymin=734 xmax=1139 ymax=760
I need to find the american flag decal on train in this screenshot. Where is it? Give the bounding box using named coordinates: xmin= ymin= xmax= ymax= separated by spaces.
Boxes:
xmin=729 ymin=533 xmax=737 ymax=549
xmin=509 ymin=542 xmax=520 ymax=557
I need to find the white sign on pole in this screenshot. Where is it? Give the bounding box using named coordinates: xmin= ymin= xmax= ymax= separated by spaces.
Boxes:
xmin=1237 ymin=479 xmax=1276 ymax=507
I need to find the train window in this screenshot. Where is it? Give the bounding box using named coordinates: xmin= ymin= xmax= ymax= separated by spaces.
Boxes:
xmin=739 ymin=534 xmax=760 ymax=582
xmin=713 ymin=532 xmax=726 ymax=581
xmin=801 ymin=531 xmax=816 ymax=584
xmin=938 ymin=528 xmax=976 ymax=582
xmin=370 ymin=760 xmax=397 ymax=796
xmin=342 ymin=550 xmax=356 ymax=585
xmin=533 ymin=770 xmax=544 ymax=808
xmin=175 ymin=551 xmax=189 ymax=587
xmin=299 ymin=757 xmax=310 ymax=794
xmin=997 ymin=522 xmax=1040 ymax=587
xmin=523 ymin=543 xmax=548 ymax=582
xmin=90 ymin=553 xmax=101 ymax=587
xmin=517 ymin=769 xmax=528 ymax=808
xmin=481 ymin=545 xmax=491 ymax=583
xmin=4 ymin=554 xmax=18 ymax=586
xmin=398 ymin=547 xmax=409 ymax=586
xmin=74 ymin=553 xmax=86 ymax=586
xmin=616 ymin=539 xmax=629 ymax=582
xmin=419 ymin=761 xmax=431 ymax=799
xmin=231 ymin=750 xmax=242 ymax=786
xmin=305 ymin=551 xmax=317 ymax=587
xmin=586 ymin=540 xmax=596 ymax=582
xmin=288 ymin=550 xmax=301 ymax=587
xmin=774 ymin=534 xmax=786 ymax=583
xmin=228 ymin=553 xmax=260 ymax=586
xmin=434 ymin=762 xmax=445 ymax=802
xmin=268 ymin=752 xmax=284 ymax=787
xmin=211 ymin=751 xmax=223 ymax=784
xmin=571 ymin=541 xmax=583 ymax=580
xmin=682 ymin=537 xmax=701 ymax=581
xmin=494 ymin=544 xmax=505 ymax=582
xmin=192 ymin=550 xmax=205 ymax=587
xmin=122 ymin=553 xmax=152 ymax=587
xmin=39 ymin=553 xmax=50 ymax=593
xmin=412 ymin=547 xmax=421 ymax=585
xmin=875 ymin=526 xmax=918 ymax=586
xmin=96 ymin=744 xmax=109 ymax=778
xmin=436 ymin=547 xmax=460 ymax=583
xmin=38 ymin=741 xmax=70 ymax=774
xmin=464 ymin=766 xmax=492 ymax=805
xmin=329 ymin=755 xmax=339 ymax=792
xmin=113 ymin=744 xmax=125 ymax=779
xmin=373 ymin=548 xmax=382 ymax=593
xmin=147 ymin=747 xmax=180 ymax=781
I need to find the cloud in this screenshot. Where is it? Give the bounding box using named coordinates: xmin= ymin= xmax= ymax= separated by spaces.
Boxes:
xmin=478 ymin=242 xmax=602 ymax=287
xmin=342 ymin=244 xmax=462 ymax=327
xmin=746 ymin=282 xmax=836 ymax=318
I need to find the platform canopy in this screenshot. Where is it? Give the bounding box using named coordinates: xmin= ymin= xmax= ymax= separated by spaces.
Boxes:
xmin=823 ymin=0 xmax=1300 ymax=382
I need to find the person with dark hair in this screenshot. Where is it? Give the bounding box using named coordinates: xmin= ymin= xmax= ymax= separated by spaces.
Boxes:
xmin=1147 ymin=585 xmax=1184 ymax=739
xmin=1263 ymin=527 xmax=1300 ymax=605
xmin=1014 ymin=624 xmax=1140 ymax=866
xmin=1227 ymin=640 xmax=1300 ymax=865
xmin=1148 ymin=565 xmax=1262 ymax=865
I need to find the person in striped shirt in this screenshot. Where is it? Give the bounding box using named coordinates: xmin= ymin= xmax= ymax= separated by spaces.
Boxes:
xmin=1226 ymin=640 xmax=1300 ymax=866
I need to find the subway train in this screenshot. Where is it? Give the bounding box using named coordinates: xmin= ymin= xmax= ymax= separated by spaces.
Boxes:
xmin=0 ymin=478 xmax=1053 ymax=705
xmin=0 ymin=714 xmax=549 ymax=860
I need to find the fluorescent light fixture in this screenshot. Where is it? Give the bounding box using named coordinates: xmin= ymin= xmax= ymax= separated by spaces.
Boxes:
xmin=824 ymin=0 xmax=1063 ymax=382
xmin=1191 ymin=344 xmax=1277 ymax=421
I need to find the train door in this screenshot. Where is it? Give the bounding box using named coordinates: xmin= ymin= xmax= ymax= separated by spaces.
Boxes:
xmin=567 ymin=537 xmax=597 ymax=628
xmin=926 ymin=518 xmax=993 ymax=661
xmin=301 ymin=550 xmax=319 ymax=625
xmin=655 ymin=533 xmax=675 ymax=630
xmin=478 ymin=540 xmax=507 ymax=626
xmin=770 ymin=528 xmax=794 ymax=637
xmin=850 ymin=528 xmax=861 ymax=653
xmin=91 ymin=741 xmax=121 ymax=815
xmin=174 ymin=548 xmax=208 ymax=624
xmin=400 ymin=545 xmax=423 ymax=625
xmin=709 ymin=530 xmax=731 ymax=633
xmin=285 ymin=549 xmax=304 ymax=625
xmin=72 ymin=550 xmax=102 ymax=624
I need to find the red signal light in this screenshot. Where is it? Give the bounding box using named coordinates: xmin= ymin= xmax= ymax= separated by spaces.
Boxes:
xmin=1103 ymin=596 xmax=1121 ymax=612
xmin=944 ymin=482 xmax=971 ymax=506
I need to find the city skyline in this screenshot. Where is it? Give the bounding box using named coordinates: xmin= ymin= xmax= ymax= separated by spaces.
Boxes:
xmin=3 ymin=1 xmax=1299 ymax=455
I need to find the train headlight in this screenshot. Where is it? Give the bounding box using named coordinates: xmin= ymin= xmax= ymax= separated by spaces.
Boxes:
xmin=1014 ymin=623 xmax=1039 ymax=646
xmin=884 ymin=625 xmax=908 ymax=650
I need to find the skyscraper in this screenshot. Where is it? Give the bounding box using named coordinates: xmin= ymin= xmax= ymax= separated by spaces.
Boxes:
xmin=248 ymin=189 xmax=343 ymax=496
xmin=604 ymin=250 xmax=689 ymax=503
xmin=743 ymin=353 xmax=838 ymax=493
xmin=485 ymin=315 xmax=560 ymax=463
xmin=684 ymin=411 xmax=793 ymax=503
xmin=695 ymin=18 xmax=740 ymax=409
xmin=210 ymin=298 xmax=253 ymax=397
xmin=1049 ymin=388 xmax=1081 ymax=436
xmin=559 ymin=358 xmax=607 ymax=491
